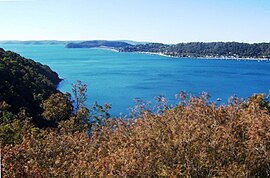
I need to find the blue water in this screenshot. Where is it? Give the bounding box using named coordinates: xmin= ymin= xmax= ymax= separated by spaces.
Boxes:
xmin=1 ymin=44 xmax=270 ymax=115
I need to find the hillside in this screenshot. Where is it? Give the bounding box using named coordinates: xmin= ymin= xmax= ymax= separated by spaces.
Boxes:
xmin=119 ymin=42 xmax=270 ymax=59
xmin=0 ymin=48 xmax=63 ymax=127
xmin=66 ymin=40 xmax=132 ymax=48
xmin=0 ymin=49 xmax=269 ymax=177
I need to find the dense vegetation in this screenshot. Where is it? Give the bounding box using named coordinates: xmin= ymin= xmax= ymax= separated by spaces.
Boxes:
xmin=0 ymin=48 xmax=64 ymax=127
xmin=0 ymin=50 xmax=269 ymax=177
xmin=66 ymin=40 xmax=132 ymax=48
xmin=2 ymin=93 xmax=270 ymax=177
xmin=119 ymin=42 xmax=270 ymax=59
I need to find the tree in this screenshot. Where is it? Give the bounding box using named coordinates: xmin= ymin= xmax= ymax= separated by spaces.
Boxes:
xmin=72 ymin=80 xmax=87 ymax=112
xmin=58 ymin=81 xmax=90 ymax=133
xmin=41 ymin=93 xmax=73 ymax=123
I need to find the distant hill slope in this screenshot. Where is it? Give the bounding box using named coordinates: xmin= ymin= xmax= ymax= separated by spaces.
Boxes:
xmin=0 ymin=48 xmax=62 ymax=126
xmin=0 ymin=40 xmax=70 ymax=45
xmin=119 ymin=42 xmax=270 ymax=59
xmin=66 ymin=41 xmax=270 ymax=59
xmin=66 ymin=40 xmax=133 ymax=48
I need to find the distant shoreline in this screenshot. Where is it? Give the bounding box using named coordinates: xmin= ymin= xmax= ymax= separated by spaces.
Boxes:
xmin=0 ymin=40 xmax=270 ymax=61
xmin=130 ymin=51 xmax=270 ymax=61
xmin=97 ymin=47 xmax=270 ymax=61
xmin=93 ymin=47 xmax=119 ymax=52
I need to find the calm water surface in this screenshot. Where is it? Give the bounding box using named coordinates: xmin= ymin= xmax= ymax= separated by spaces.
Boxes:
xmin=1 ymin=44 xmax=270 ymax=115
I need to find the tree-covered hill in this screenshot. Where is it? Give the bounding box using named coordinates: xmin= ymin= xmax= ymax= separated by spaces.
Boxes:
xmin=119 ymin=42 xmax=270 ymax=59
xmin=0 ymin=48 xmax=62 ymax=126
xmin=66 ymin=40 xmax=132 ymax=48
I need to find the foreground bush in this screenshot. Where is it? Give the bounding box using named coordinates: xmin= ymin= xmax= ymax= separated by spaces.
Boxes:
xmin=2 ymin=94 xmax=270 ymax=177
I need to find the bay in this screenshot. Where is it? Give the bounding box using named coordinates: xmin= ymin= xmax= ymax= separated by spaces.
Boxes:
xmin=1 ymin=44 xmax=270 ymax=116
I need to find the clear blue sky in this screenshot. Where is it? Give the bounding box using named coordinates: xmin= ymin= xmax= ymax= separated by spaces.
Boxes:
xmin=0 ymin=0 xmax=270 ymax=43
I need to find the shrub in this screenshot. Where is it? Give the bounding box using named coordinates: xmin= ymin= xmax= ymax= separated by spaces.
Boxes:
xmin=2 ymin=94 xmax=270 ymax=177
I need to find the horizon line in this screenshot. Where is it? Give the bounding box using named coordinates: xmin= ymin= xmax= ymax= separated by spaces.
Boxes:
xmin=0 ymin=39 xmax=270 ymax=45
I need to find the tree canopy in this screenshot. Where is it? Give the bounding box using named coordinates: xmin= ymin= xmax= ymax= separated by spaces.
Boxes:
xmin=119 ymin=42 xmax=270 ymax=59
xmin=0 ymin=48 xmax=62 ymax=127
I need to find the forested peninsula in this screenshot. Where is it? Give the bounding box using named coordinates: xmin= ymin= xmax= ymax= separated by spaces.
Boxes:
xmin=0 ymin=49 xmax=269 ymax=177
xmin=66 ymin=41 xmax=270 ymax=59
xmin=119 ymin=42 xmax=270 ymax=59
xmin=66 ymin=40 xmax=132 ymax=48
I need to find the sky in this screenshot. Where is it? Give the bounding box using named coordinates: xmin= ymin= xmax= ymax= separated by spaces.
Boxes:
xmin=0 ymin=0 xmax=270 ymax=43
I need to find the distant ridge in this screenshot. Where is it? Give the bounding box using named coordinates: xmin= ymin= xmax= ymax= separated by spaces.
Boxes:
xmin=2 ymin=40 xmax=270 ymax=59
xmin=0 ymin=40 xmax=70 ymax=45
xmin=119 ymin=42 xmax=270 ymax=59
xmin=66 ymin=40 xmax=132 ymax=48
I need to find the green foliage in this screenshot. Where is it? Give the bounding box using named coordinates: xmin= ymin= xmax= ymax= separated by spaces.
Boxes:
xmin=58 ymin=81 xmax=91 ymax=133
xmin=89 ymin=101 xmax=111 ymax=133
xmin=120 ymin=42 xmax=270 ymax=59
xmin=245 ymin=93 xmax=270 ymax=112
xmin=59 ymin=81 xmax=111 ymax=134
xmin=0 ymin=101 xmax=14 ymax=124
xmin=0 ymin=105 xmax=33 ymax=146
xmin=0 ymin=119 xmax=31 ymax=146
xmin=66 ymin=40 xmax=132 ymax=48
xmin=0 ymin=49 xmax=69 ymax=147
xmin=41 ymin=93 xmax=73 ymax=123
xmin=58 ymin=107 xmax=90 ymax=134
xmin=72 ymin=80 xmax=87 ymax=112
xmin=0 ymin=48 xmax=62 ymax=127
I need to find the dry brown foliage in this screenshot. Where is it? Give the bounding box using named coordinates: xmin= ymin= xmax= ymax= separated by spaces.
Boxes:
xmin=2 ymin=94 xmax=270 ymax=177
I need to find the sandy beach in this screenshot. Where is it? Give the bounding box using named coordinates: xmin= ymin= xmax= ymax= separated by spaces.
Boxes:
xmin=137 ymin=52 xmax=270 ymax=61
